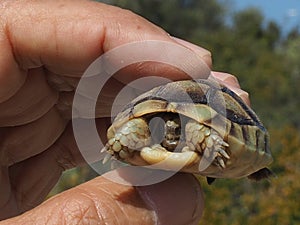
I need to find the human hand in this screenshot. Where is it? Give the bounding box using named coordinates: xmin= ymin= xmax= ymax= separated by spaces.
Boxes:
xmin=0 ymin=0 xmax=249 ymax=224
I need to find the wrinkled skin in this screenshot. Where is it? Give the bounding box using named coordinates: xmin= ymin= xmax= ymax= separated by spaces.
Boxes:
xmin=0 ymin=0 xmax=249 ymax=224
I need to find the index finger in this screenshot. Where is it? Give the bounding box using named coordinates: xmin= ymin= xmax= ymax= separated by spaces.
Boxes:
xmin=0 ymin=0 xmax=212 ymax=101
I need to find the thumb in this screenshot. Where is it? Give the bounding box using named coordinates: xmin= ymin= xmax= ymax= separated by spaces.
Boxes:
xmin=0 ymin=172 xmax=204 ymax=225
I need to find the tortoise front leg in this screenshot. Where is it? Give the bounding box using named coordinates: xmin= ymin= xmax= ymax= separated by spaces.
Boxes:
xmin=185 ymin=120 xmax=230 ymax=171
xmin=106 ymin=118 xmax=151 ymax=160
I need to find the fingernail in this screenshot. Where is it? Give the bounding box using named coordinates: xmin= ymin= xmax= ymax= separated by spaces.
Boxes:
xmin=172 ymin=37 xmax=212 ymax=67
xmin=137 ymin=173 xmax=204 ymax=225
xmin=229 ymin=87 xmax=251 ymax=106
xmin=210 ymin=71 xmax=240 ymax=88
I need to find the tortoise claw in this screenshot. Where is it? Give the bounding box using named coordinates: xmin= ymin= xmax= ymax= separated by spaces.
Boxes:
xmin=218 ymin=148 xmax=230 ymax=159
xmin=102 ymin=153 xmax=112 ymax=164
xmin=217 ymin=156 xmax=226 ymax=168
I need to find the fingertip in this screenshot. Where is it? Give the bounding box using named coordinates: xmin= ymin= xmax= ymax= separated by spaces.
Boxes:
xmin=226 ymin=85 xmax=250 ymax=105
xmin=210 ymin=71 xmax=251 ymax=106
xmin=210 ymin=71 xmax=241 ymax=88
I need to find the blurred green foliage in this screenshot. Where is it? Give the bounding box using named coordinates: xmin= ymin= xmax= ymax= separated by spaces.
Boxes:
xmin=51 ymin=0 xmax=300 ymax=224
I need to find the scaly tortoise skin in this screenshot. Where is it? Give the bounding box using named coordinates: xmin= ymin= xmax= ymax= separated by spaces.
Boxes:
xmin=105 ymin=79 xmax=273 ymax=183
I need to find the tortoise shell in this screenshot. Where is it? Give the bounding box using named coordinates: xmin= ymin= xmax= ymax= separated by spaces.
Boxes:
xmin=106 ymin=79 xmax=273 ymax=181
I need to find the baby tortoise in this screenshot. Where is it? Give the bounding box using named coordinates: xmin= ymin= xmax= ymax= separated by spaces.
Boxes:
xmin=104 ymin=79 xmax=273 ymax=184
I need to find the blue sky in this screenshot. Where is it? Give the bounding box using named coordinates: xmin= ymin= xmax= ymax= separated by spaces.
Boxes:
xmin=231 ymin=0 xmax=300 ymax=33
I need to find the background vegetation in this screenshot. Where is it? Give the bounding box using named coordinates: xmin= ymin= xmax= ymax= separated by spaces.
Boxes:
xmin=50 ymin=0 xmax=300 ymax=224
